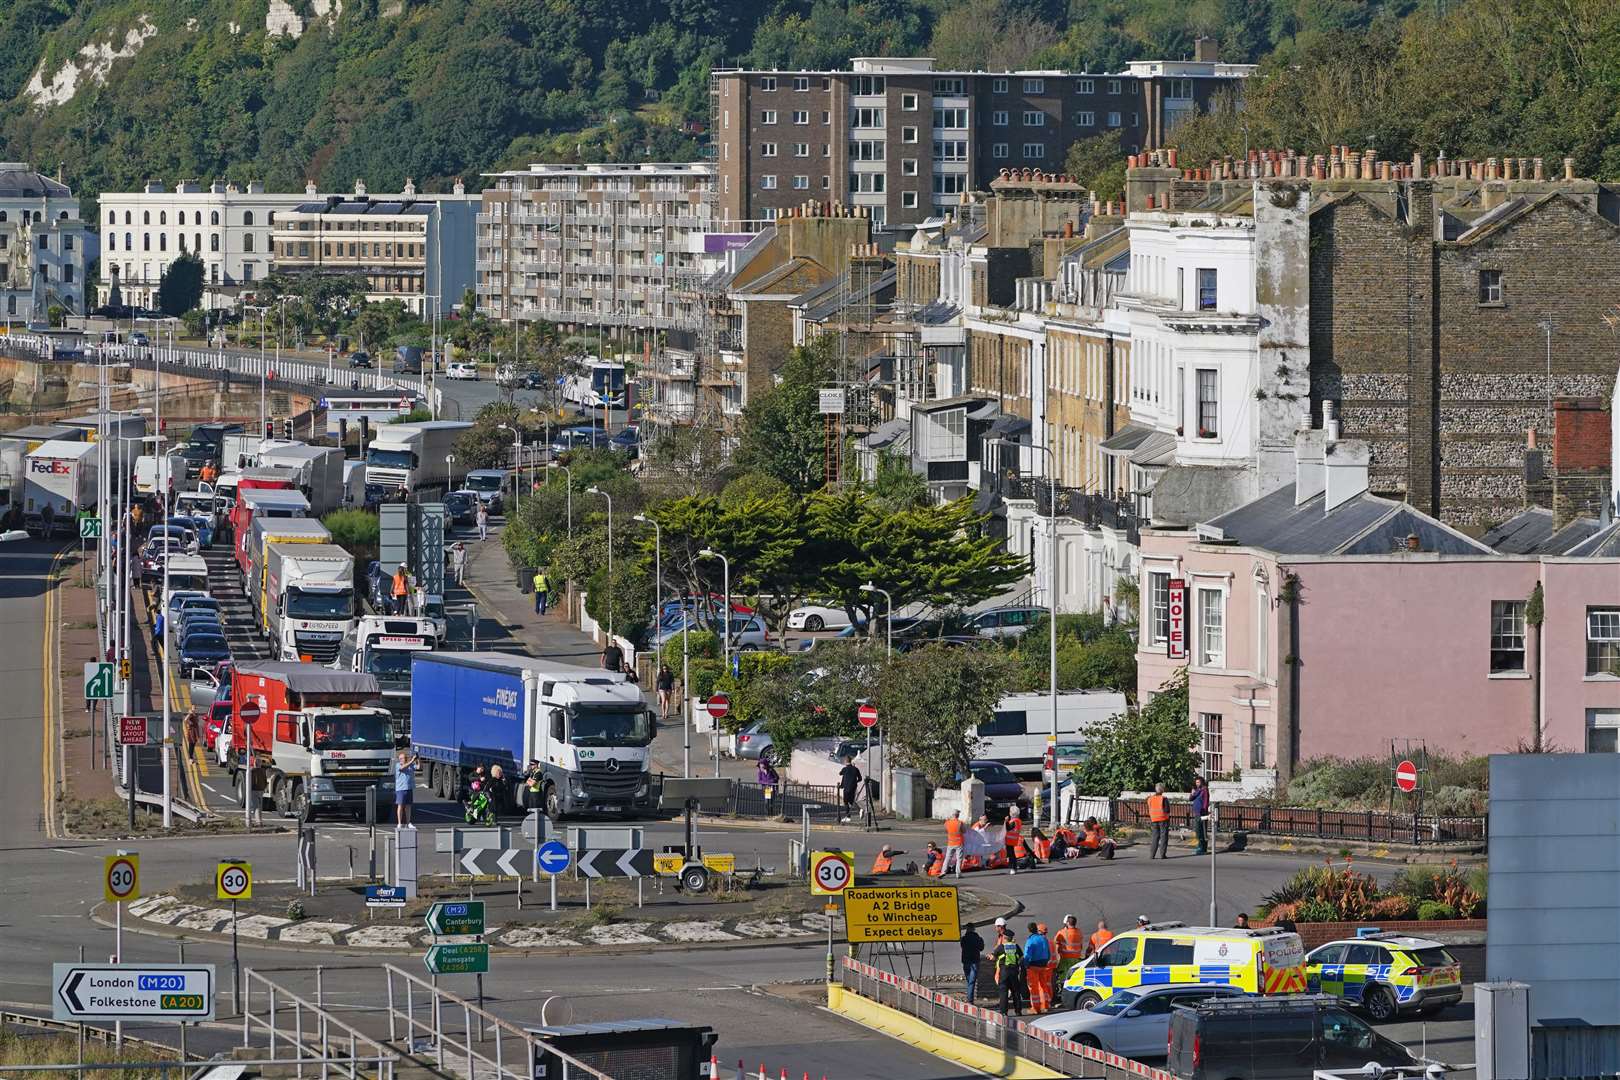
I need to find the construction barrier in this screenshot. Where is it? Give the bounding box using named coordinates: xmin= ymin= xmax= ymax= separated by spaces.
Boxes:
xmin=835 ymin=957 xmax=1177 ymax=1080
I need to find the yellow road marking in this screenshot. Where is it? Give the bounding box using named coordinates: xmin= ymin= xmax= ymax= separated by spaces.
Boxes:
xmin=41 ymin=547 xmax=70 ymax=841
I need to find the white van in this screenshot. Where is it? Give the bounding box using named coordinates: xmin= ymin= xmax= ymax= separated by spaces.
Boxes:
xmin=974 ymin=690 xmax=1126 ymax=776
xmin=164 ymin=554 xmax=210 ymax=595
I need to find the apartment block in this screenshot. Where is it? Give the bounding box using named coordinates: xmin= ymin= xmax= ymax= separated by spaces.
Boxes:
xmin=0 ymin=164 xmax=88 ymax=321
xmin=271 ymin=181 xmax=477 ymax=318
xmin=714 ymin=43 xmax=1253 ymax=228
xmin=476 ymin=163 xmax=753 ymax=332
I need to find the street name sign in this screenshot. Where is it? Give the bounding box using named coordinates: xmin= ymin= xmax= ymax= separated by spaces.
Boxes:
xmin=424 ymin=943 xmax=489 ymax=976
xmin=842 ymin=885 xmax=961 ymax=943
xmin=425 ymin=901 xmax=485 ymax=937
xmin=53 ymin=964 xmax=215 ymax=1022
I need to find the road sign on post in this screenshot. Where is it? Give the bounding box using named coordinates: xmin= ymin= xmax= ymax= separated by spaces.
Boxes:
xmin=118 ymin=657 xmax=132 ymax=681
xmin=706 ymin=693 xmax=730 ymax=720
xmin=536 ymin=840 xmax=571 ymax=876
xmin=424 ymin=901 xmax=485 ymax=937
xmin=84 ymin=662 xmax=114 ymax=701
xmin=457 ymin=848 xmax=529 ymax=879
xmin=53 ymin=964 xmax=215 ymax=1023
xmin=810 ymin=850 xmax=853 ymax=896
xmin=104 ymin=854 xmax=140 ymax=904
xmin=424 ymin=943 xmax=489 ymax=976
xmin=78 ymin=515 xmax=102 ymax=540
xmin=215 ymin=861 xmax=252 ymax=901
xmin=842 ymin=886 xmax=960 ymax=943
xmin=577 ymin=849 xmax=654 ymax=879
xmin=1395 ymin=759 xmax=1419 ymax=793
xmin=857 ymin=703 xmax=878 ymax=729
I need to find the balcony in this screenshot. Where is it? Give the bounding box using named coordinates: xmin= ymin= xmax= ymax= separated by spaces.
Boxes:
xmin=1004 ymin=476 xmax=1142 ymax=544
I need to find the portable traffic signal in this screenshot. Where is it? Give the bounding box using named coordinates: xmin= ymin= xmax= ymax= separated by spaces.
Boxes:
xmin=282 ymin=418 xmax=294 ymax=440
xmin=264 ymin=420 xmax=274 ymax=439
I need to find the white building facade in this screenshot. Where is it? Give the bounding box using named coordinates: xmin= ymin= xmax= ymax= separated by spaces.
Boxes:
xmin=0 ymin=164 xmax=88 ymax=322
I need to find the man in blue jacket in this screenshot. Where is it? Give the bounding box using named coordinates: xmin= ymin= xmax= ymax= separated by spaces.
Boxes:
xmin=1190 ymin=774 xmax=1210 ymax=855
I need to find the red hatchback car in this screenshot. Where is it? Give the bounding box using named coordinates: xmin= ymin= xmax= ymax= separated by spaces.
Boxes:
xmin=205 ymin=701 xmax=231 ymax=750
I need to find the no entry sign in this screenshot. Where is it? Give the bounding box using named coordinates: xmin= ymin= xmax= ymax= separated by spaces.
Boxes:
xmin=857 ymin=703 xmax=878 ymax=729
xmin=706 ymin=693 xmax=730 ymax=719
xmin=1394 ymin=759 xmax=1419 ymax=793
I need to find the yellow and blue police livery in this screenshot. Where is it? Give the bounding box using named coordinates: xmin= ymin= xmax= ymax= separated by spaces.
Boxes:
xmin=1059 ymin=923 xmax=1307 ymax=1011
xmin=1304 ymin=934 xmax=1463 ymax=1022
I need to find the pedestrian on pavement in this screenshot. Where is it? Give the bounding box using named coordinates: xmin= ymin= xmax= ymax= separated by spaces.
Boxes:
xmin=183 ymin=711 xmax=200 ymax=756
xmin=838 ymin=755 xmax=862 ymax=823
xmin=450 ymin=541 xmax=467 ymax=585
xmin=533 ymin=569 xmax=550 ymax=615
xmin=153 ymin=608 xmax=165 ymax=645
xmin=960 ymin=924 xmax=985 ymax=1002
xmin=1004 ymin=805 xmax=1024 ymax=875
xmin=522 ymin=760 xmax=544 ymax=810
xmin=601 ymin=639 xmax=624 ymax=674
xmin=756 ymin=754 xmax=779 ymax=816
xmin=1089 ymin=918 xmax=1114 ymax=954
xmin=993 ymin=928 xmax=1026 ymax=1016
xmin=394 ymin=750 xmax=419 ymax=827
xmin=1190 ymin=774 xmax=1211 ymax=855
xmin=656 ymin=664 xmax=675 ymax=717
xmin=942 ymin=809 xmax=966 ymax=877
xmin=412 ymin=578 xmax=427 ymax=618
xmin=1147 ymin=782 xmax=1171 ymax=859
xmin=390 ymin=563 xmax=409 ymax=616
xmin=1234 ymin=912 xmax=1250 ymax=929
xmin=1054 ymin=915 xmax=1086 ymax=983
xmin=476 ymin=501 xmax=489 ymax=541
xmin=1024 ymin=921 xmax=1054 ymax=1013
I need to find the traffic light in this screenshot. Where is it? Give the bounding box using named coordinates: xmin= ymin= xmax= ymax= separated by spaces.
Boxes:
xmin=264 ymin=420 xmax=274 ymax=439
xmin=282 ymin=418 xmax=294 ymax=440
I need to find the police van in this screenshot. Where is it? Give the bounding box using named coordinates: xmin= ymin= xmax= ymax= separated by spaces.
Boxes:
xmin=1060 ymin=923 xmax=1308 ymax=1011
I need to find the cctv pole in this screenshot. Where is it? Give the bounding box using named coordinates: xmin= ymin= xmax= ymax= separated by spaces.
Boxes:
xmin=1209 ymin=803 xmax=1219 ymax=926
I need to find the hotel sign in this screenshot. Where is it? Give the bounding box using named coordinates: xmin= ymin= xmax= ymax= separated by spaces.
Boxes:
xmin=1167 ymin=577 xmax=1187 ymax=659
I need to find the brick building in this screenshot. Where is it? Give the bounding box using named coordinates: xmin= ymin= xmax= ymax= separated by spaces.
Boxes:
xmin=713 ymin=43 xmax=1253 ymax=228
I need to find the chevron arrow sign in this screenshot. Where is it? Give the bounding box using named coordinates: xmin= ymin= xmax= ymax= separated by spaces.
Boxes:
xmin=458 ymin=848 xmax=528 ymax=878
xmin=576 ymin=848 xmax=654 ymax=879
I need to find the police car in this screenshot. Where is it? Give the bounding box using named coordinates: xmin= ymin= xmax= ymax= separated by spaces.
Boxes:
xmin=1303 ymin=933 xmax=1463 ymax=1021
xmin=1059 ymin=923 xmax=1307 ymax=1011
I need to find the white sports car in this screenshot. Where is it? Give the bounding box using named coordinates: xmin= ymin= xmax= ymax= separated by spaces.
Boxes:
xmin=786 ymin=603 xmax=860 ymax=632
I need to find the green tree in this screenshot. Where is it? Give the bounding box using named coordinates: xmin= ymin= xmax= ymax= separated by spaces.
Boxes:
xmin=734 ymin=339 xmax=838 ymax=492
xmin=877 ymin=644 xmax=1019 ymax=786
xmin=869 ymin=449 xmax=927 ymax=511
xmin=1070 ymin=669 xmax=1199 ymax=797
xmin=156 ymin=253 xmax=204 ymax=318
xmin=1064 ymin=131 xmax=1127 ymax=202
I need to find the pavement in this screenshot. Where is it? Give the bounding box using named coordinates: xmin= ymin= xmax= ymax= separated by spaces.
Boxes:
xmin=5 ymin=520 xmax=1485 ymax=1078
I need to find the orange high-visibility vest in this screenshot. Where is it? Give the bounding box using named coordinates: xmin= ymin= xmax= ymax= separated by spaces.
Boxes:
xmin=1033 ymin=836 xmax=1052 ymax=861
xmin=1147 ymin=794 xmax=1169 ymax=822
xmin=1054 ymin=927 xmax=1086 ymax=960
xmin=945 ymin=817 xmax=965 ymax=848
xmin=1090 ymin=928 xmax=1114 ymax=952
xmin=392 ymin=571 xmax=408 ymax=597
xmin=871 ymin=853 xmax=893 ymax=874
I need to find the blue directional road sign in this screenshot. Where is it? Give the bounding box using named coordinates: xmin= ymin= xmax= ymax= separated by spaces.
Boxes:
xmin=536 ymin=840 xmax=571 ymax=876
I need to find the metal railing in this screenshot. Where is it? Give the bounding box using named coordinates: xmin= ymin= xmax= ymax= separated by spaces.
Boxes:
xmin=381 ymin=964 xmax=613 ymax=1080
xmin=1111 ymin=798 xmax=1488 ymax=845
xmin=241 ymin=969 xmax=397 ymax=1079
xmin=839 ymin=957 xmax=1174 ymax=1080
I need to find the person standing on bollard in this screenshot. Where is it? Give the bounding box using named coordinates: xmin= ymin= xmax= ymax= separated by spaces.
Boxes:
xmin=960 ymin=923 xmax=985 ymax=1003
xmin=394 ymin=750 xmax=419 ymax=827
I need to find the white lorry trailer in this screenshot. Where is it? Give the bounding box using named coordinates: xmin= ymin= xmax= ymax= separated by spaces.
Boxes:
xmin=23 ymin=440 xmax=97 ymax=536
xmin=264 ymin=541 xmax=356 ymax=664
xmin=364 ymin=421 xmax=472 ymax=493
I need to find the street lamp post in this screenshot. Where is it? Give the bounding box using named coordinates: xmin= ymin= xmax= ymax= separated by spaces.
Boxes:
xmin=586 ymin=486 xmax=614 ymax=640
xmin=991 ymin=436 xmax=1061 ymax=831
xmin=697 ymin=548 xmax=730 ymax=779
xmin=859 ymin=582 xmax=893 ymax=658
xmin=497 ymin=424 xmax=522 ymax=511
xmin=445 ymin=453 xmax=456 ymax=493
xmin=633 ymin=512 xmax=667 ymax=764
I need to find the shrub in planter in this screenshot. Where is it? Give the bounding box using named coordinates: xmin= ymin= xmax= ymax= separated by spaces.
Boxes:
xmin=1295 ymin=898 xmax=1340 ymax=923
xmin=1367 ymin=895 xmax=1416 ymax=920
xmin=1416 ymin=901 xmax=1456 ymax=921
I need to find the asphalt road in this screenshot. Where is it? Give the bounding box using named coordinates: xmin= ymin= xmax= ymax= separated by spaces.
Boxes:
xmin=0 ymin=537 xmax=62 ymax=844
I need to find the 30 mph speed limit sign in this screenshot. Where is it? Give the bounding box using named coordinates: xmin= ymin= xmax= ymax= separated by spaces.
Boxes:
xmin=810 ymin=850 xmax=854 ymax=896
xmin=216 ymin=861 xmax=252 ymax=901
xmin=103 ymin=854 xmax=140 ymax=904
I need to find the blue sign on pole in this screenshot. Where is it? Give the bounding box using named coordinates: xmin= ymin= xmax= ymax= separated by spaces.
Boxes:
xmin=366 ymin=885 xmax=408 ymax=907
xmin=536 ymin=840 xmax=571 ymax=876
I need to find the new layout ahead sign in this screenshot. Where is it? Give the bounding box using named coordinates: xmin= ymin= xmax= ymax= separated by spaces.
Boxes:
xmin=53 ymin=964 xmax=215 ymax=1022
xmin=841 ymin=886 xmax=961 ymax=944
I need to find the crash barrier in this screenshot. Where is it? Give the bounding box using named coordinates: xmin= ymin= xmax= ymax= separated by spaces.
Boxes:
xmin=838 ymin=957 xmax=1176 ymax=1080
xmin=1112 ymin=798 xmax=1487 ymax=845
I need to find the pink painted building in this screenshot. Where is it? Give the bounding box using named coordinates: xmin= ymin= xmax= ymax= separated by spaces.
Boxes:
xmin=1138 ymin=431 xmax=1620 ymax=786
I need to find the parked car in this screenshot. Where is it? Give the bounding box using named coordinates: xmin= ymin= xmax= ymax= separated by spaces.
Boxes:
xmin=165 ymin=591 xmax=212 ymax=615
xmin=147 ymin=523 xmax=199 ymax=555
xmin=447 ymin=361 xmax=479 ymax=380
xmin=1166 ymin=994 xmax=1419 ymax=1080
xmin=204 ymin=701 xmax=231 ymax=751
xmin=608 ymin=426 xmax=641 ymax=457
xmin=177 ymin=612 xmax=224 ymax=638
xmin=1304 ymin=935 xmax=1463 ymax=1020
xmin=1030 ymin=985 xmax=1251 ymax=1055
xmin=177 ymin=630 xmax=232 ymax=677
xmin=734 ymin=720 xmax=775 ymax=761
xmin=786 ymin=603 xmax=862 ymax=632
xmin=652 ymin=611 xmax=769 ymax=649
xmin=522 ymin=370 xmax=549 ymax=390
xmin=215 ymin=726 xmax=234 ymax=768
xmin=129 ymin=331 xmax=150 ymax=348
xmin=443 ymin=490 xmax=479 ymax=526
xmin=968 ymin=759 xmax=1026 ymax=814
xmin=347 ymin=351 xmax=373 ymax=368
xmin=969 ymin=606 xmax=1043 ymax=639
xmin=139 ymin=538 xmax=185 ymax=582
xmin=167 ymin=513 xmax=214 ymax=549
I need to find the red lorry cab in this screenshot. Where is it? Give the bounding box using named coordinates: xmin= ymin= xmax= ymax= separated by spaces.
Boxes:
xmin=230 ymin=661 xmax=383 ymax=759
xmin=231 ymin=482 xmax=307 ymax=576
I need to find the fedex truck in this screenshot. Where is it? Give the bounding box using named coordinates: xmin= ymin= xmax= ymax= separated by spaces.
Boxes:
xmin=410 ymin=652 xmax=655 ymax=819
xmin=23 ymin=441 xmax=97 ymax=536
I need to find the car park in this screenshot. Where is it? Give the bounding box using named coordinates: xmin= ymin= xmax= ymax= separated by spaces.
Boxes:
xmin=447 ymin=361 xmax=479 ymax=380
xmin=1304 ymin=934 xmax=1463 ymax=1021
xmin=1030 ymin=984 xmax=1250 ymax=1055
xmin=652 ymin=611 xmax=769 ymax=649
xmin=1166 ymin=994 xmax=1419 ymax=1079
xmin=786 ymin=603 xmax=861 ymax=632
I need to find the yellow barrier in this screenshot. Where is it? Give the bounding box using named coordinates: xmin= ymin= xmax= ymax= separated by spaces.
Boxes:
xmin=825 ymin=983 xmax=1065 ymax=1079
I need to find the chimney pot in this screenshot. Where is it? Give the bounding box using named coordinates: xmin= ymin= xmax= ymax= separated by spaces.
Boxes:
xmin=1526 ymin=427 xmax=1537 ymax=450
xmin=1167 ymin=148 xmax=1179 ymax=167
xmin=1564 ymin=156 xmax=1576 ymax=180
xmin=1533 ymin=157 xmax=1545 ymax=181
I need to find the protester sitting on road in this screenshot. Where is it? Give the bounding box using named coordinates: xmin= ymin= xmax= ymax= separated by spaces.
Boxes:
xmin=1079 ymin=817 xmax=1117 ymax=860
xmin=1029 ymin=826 xmax=1053 ymax=863
xmin=870 ymin=844 xmax=906 ymax=874
xmin=923 ymin=841 xmax=945 ymax=876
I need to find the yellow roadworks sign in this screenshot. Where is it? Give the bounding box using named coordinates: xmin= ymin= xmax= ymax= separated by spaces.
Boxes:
xmin=701 ymin=854 xmax=735 ymax=874
xmin=842 ymin=885 xmax=960 ymax=943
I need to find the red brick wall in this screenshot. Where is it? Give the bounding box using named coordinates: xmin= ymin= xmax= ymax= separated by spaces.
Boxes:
xmin=1291 ymin=918 xmax=1486 ymax=950
xmin=1553 ymin=397 xmax=1611 ymax=471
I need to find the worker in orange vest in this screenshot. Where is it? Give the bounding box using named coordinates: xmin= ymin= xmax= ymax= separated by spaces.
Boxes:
xmin=1030 ymin=827 xmax=1052 ymax=863
xmin=1003 ymin=807 xmax=1024 ymax=876
xmin=942 ymin=809 xmax=966 ymax=877
xmin=1089 ymin=918 xmax=1114 ymax=954
xmin=1054 ymin=915 xmax=1087 ymax=984
xmin=1147 ymin=782 xmax=1171 ymax=860
xmin=870 ymin=844 xmax=903 ymax=874
xmin=390 ymin=563 xmax=410 ymax=615
xmin=1024 ymin=921 xmax=1054 ymax=1013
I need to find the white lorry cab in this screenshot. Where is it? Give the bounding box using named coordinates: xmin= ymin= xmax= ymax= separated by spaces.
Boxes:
xmin=335 ymin=615 xmax=437 ymax=735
